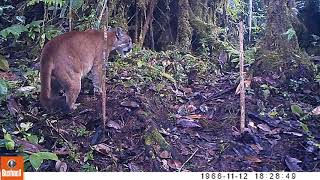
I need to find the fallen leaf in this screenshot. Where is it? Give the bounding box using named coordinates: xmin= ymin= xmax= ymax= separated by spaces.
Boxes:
xmin=250 ymin=144 xmax=264 ymax=153
xmin=187 ymin=105 xmax=197 ymax=112
xmin=92 ymin=143 xmax=111 ymax=155
xmin=161 ymin=159 xmax=170 ymax=171
xmin=16 ymin=86 xmax=36 ymax=93
xmin=15 ymin=138 xmax=44 ymax=153
xmin=285 ymin=155 xmax=302 ymax=171
xmin=245 ymin=156 xmax=262 ymax=163
xmin=176 ymin=118 xmax=201 ymax=128
xmin=128 ymin=163 xmax=141 ymax=172
xmin=54 ymin=147 xmax=69 ymax=155
xmin=107 ymin=120 xmax=121 ymax=130
xmin=0 ymin=55 xmax=10 ymax=72
xmin=177 ymin=105 xmax=188 ymax=115
xmin=268 ymin=128 xmax=281 ymax=135
xmin=199 ymin=104 xmax=209 ymax=113
xmin=257 ymin=123 xmax=271 ymax=132
xmin=159 ymin=150 xmax=171 ymax=159
xmin=7 ymin=97 xmax=20 ymax=117
xmin=120 ymin=100 xmax=140 ymax=108
xmin=186 ymin=114 xmax=206 ymax=119
xmin=159 ymin=128 xmax=170 ymax=136
xmin=207 ymin=149 xmax=216 ymax=156
xmin=182 ymin=87 xmax=193 ymax=94
xmin=311 ymin=106 xmax=320 ymax=115
xmin=167 ymin=159 xmax=182 ymax=169
xmin=283 ymin=131 xmax=303 ymax=137
xmin=180 ymin=146 xmax=189 ymax=156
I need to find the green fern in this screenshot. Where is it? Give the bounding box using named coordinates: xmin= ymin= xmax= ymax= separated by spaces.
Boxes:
xmin=283 ymin=28 xmax=296 ymax=40
xmin=69 ymin=0 xmax=84 ymax=10
xmin=0 ymin=24 xmax=28 ymax=39
xmin=27 ymin=0 xmax=66 ymax=7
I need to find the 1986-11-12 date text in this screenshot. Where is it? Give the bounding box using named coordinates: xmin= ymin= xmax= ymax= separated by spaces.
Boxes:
xmin=201 ymin=173 xmax=297 ymax=180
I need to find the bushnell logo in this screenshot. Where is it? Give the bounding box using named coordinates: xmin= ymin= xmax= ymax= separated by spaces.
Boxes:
xmin=1 ymin=156 xmax=24 ymax=180
xmin=7 ymin=159 xmax=17 ymax=168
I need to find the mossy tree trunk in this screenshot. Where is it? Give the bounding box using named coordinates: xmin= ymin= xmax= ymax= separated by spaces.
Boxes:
xmin=177 ymin=0 xmax=192 ymax=52
xmin=254 ymin=0 xmax=313 ymax=84
xmin=262 ymin=0 xmax=299 ymax=54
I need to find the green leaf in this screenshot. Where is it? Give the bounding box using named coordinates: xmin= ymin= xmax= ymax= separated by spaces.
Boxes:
xmin=283 ymin=28 xmax=296 ymax=40
xmin=161 ymin=72 xmax=176 ymax=83
xmin=69 ymin=0 xmax=84 ymax=10
xmin=27 ymin=0 xmax=66 ymax=7
xmin=0 ymin=24 xmax=28 ymax=39
xmin=0 ymin=79 xmax=8 ymax=97
xmin=4 ymin=133 xmax=15 ymax=150
xmin=29 ymin=152 xmax=58 ymax=170
xmin=29 ymin=153 xmax=43 ymax=171
xmin=299 ymin=122 xmax=310 ymax=133
xmin=291 ymin=104 xmax=304 ymax=117
xmin=20 ymin=122 xmax=33 ymax=132
xmin=28 ymin=20 xmax=43 ymax=27
xmin=27 ymin=135 xmax=39 ymax=144
xmin=38 ymin=152 xmax=59 ymax=161
xmin=0 ymin=55 xmax=10 ymax=71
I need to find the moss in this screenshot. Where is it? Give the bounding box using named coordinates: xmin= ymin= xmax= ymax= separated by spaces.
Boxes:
xmin=253 ymin=48 xmax=314 ymax=85
xmin=144 ymin=129 xmax=171 ymax=150
xmin=253 ymin=0 xmax=314 ymax=85
xmin=177 ymin=0 xmax=192 ymax=52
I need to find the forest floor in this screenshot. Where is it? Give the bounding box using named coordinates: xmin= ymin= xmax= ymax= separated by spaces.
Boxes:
xmin=0 ymin=50 xmax=320 ymax=172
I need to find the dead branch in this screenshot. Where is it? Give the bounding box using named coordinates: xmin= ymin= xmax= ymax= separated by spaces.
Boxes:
xmin=239 ymin=21 xmax=246 ymax=133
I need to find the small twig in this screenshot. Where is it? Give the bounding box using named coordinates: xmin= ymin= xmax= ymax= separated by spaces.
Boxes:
xmin=46 ymin=120 xmax=73 ymax=149
xmin=178 ymin=148 xmax=199 ymax=172
xmin=205 ymin=85 xmax=237 ymax=102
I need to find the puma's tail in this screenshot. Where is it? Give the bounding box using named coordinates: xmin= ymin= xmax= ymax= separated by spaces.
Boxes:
xmin=39 ymin=54 xmax=69 ymax=112
xmin=39 ymin=53 xmax=53 ymax=109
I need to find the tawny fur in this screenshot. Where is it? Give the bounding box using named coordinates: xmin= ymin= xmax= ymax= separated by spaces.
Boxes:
xmin=40 ymin=29 xmax=132 ymax=112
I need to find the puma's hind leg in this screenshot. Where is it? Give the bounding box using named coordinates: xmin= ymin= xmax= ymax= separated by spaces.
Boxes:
xmin=64 ymin=74 xmax=81 ymax=111
xmin=47 ymin=77 xmax=68 ymax=113
xmin=51 ymin=77 xmax=62 ymax=97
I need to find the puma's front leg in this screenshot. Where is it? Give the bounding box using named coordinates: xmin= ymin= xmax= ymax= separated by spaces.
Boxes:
xmin=92 ymin=55 xmax=105 ymax=94
xmin=92 ymin=55 xmax=106 ymax=118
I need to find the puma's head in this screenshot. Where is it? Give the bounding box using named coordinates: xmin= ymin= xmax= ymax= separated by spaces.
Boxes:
xmin=109 ymin=27 xmax=133 ymax=58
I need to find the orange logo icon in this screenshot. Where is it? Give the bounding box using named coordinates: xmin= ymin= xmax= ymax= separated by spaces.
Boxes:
xmin=0 ymin=156 xmax=24 ymax=180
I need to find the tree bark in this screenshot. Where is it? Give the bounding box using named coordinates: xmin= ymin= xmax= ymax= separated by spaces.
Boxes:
xmin=177 ymin=0 xmax=192 ymax=52
xmin=139 ymin=0 xmax=157 ymax=47
xmin=254 ymin=0 xmax=313 ymax=85
xmin=262 ymin=0 xmax=299 ymax=53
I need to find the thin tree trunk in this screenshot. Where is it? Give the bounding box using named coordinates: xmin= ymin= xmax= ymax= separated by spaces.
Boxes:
xmin=150 ymin=20 xmax=154 ymax=50
xmin=97 ymin=0 xmax=109 ymax=131
xmin=134 ymin=1 xmax=139 ymax=43
xmin=69 ymin=0 xmax=73 ymax=31
xmin=248 ymin=0 xmax=253 ymax=42
xmin=98 ymin=0 xmax=108 ymax=29
xmin=239 ymin=21 xmax=246 ymax=133
xmin=139 ymin=0 xmax=157 ymax=47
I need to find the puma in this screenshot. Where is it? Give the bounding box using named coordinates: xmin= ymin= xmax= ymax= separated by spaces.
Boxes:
xmin=39 ymin=27 xmax=132 ymax=112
